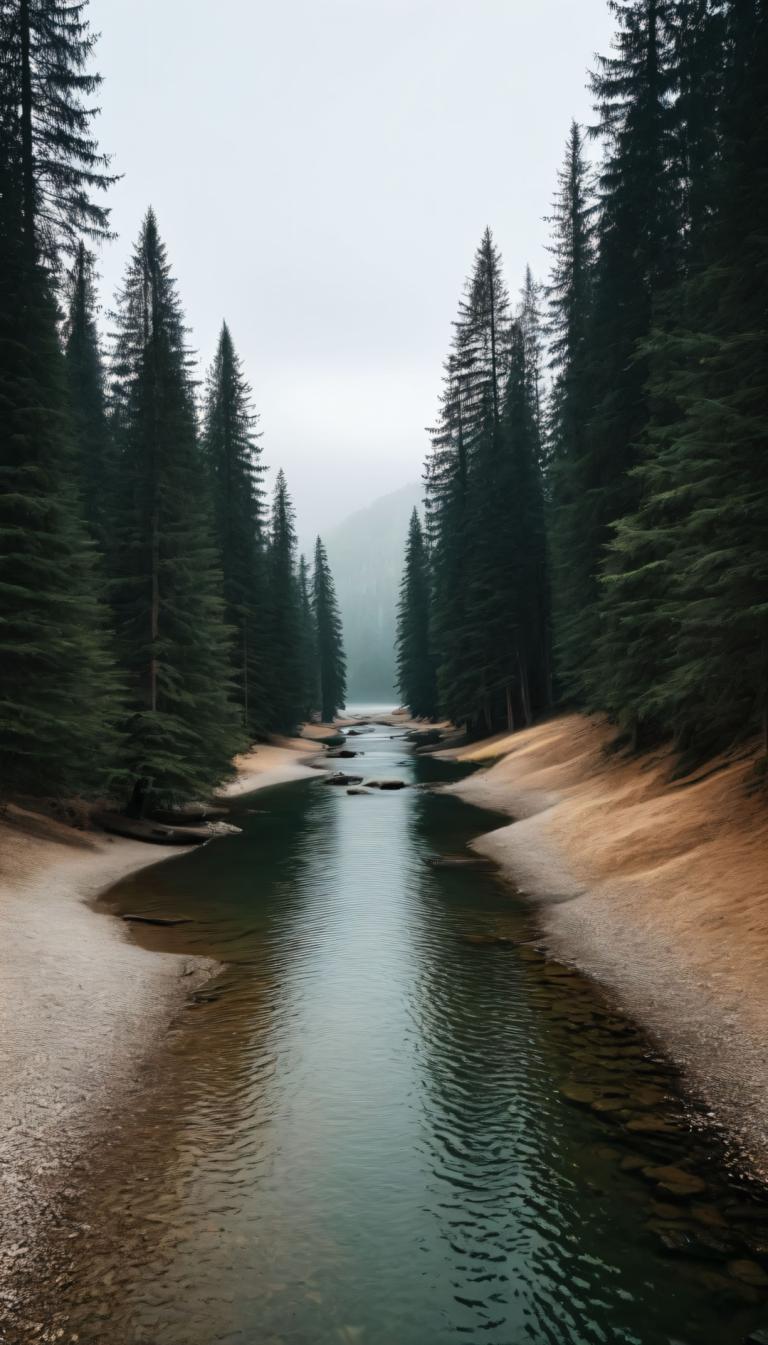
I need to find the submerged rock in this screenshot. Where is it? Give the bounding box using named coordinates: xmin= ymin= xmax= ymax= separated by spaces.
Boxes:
xmin=643 ymin=1165 xmax=708 ymax=1198
xmin=346 ymin=787 xmax=371 ymax=796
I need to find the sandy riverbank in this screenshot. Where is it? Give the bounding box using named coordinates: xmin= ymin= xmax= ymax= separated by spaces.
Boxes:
xmin=442 ymin=714 xmax=768 ymax=1174
xmin=222 ymin=735 xmax=321 ymax=795
xmin=0 ymin=737 xmax=322 ymax=1310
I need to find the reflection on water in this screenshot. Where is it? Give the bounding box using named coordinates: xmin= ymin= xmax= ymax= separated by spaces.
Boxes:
xmin=21 ymin=723 xmax=768 ymax=1344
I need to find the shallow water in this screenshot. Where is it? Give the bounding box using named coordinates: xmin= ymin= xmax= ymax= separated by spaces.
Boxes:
xmin=27 ymin=720 xmax=768 ymax=1344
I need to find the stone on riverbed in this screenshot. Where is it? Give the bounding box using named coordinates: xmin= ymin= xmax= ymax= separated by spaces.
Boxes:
xmin=366 ymin=779 xmax=408 ymax=790
xmin=643 ymin=1165 xmax=708 ymax=1198
xmin=347 ymin=787 xmax=372 ymax=796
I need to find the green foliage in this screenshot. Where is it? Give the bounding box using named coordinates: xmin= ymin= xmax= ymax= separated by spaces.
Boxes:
xmin=263 ymin=470 xmax=306 ymax=734
xmin=545 ymin=121 xmax=596 ymax=697
xmin=595 ymin=0 xmax=768 ymax=754
xmin=0 ymin=0 xmax=116 ymax=265
xmin=0 ymin=0 xmax=119 ymax=799
xmin=63 ymin=241 xmax=114 ymax=545
xmin=425 ymin=231 xmax=551 ymax=735
xmin=396 ymin=510 xmax=437 ymax=719
xmin=313 ymin=536 xmax=346 ymax=722
xmin=0 ymin=174 xmax=119 ymax=796
xmin=109 ymin=210 xmax=242 ymax=802
xmin=298 ymin=554 xmax=320 ymax=720
xmin=203 ymin=321 xmax=268 ymax=738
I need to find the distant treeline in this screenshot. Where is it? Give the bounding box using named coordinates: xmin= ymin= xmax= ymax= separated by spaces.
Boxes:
xmin=0 ymin=0 xmax=345 ymax=805
xmin=397 ymin=0 xmax=767 ymax=761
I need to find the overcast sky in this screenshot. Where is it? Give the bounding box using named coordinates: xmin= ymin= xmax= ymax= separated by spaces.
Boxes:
xmin=91 ymin=0 xmax=614 ymax=545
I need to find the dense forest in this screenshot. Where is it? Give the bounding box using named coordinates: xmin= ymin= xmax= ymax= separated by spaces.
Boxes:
xmin=397 ymin=0 xmax=768 ymax=763
xmin=0 ymin=0 xmax=345 ymax=806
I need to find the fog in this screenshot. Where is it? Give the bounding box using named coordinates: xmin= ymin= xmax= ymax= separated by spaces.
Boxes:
xmin=91 ymin=0 xmax=614 ymax=542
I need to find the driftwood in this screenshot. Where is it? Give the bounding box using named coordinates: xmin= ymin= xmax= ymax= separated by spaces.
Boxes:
xmin=149 ymin=804 xmax=228 ymax=825
xmin=94 ymin=812 xmax=214 ymax=846
xmin=122 ymin=914 xmax=193 ymax=926
xmin=425 ymin=855 xmax=494 ymax=871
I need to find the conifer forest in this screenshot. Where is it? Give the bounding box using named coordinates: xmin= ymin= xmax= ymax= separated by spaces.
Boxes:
xmin=0 ymin=0 xmax=346 ymax=808
xmin=398 ymin=0 xmax=768 ymax=765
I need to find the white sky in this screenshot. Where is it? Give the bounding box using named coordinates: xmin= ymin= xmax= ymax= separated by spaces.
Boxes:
xmin=90 ymin=0 xmax=615 ymax=541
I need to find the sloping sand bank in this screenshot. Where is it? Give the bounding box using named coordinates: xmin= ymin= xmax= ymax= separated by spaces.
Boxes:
xmin=443 ymin=714 xmax=768 ymax=1174
xmin=0 ymin=739 xmax=319 ymax=1308
xmin=222 ymin=736 xmax=320 ymax=796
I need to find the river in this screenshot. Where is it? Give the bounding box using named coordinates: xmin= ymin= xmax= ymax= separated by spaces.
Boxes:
xmin=33 ymin=714 xmax=768 ymax=1344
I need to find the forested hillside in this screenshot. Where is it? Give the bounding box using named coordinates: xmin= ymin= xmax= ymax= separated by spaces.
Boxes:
xmin=0 ymin=0 xmax=345 ymax=807
xmin=398 ymin=0 xmax=768 ymax=763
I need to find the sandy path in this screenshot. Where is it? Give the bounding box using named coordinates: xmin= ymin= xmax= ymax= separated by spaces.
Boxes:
xmin=442 ymin=715 xmax=768 ymax=1175
xmin=0 ymin=740 xmax=321 ymax=1313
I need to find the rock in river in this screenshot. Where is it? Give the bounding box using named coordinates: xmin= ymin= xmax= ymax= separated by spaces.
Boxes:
xmin=324 ymin=772 xmax=363 ymax=787
xmin=367 ymin=779 xmax=407 ymax=790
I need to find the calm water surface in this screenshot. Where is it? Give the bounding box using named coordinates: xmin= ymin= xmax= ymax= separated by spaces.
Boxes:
xmin=40 ymin=719 xmax=768 ymax=1343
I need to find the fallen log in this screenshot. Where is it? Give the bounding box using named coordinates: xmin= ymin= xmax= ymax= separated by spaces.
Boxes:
xmin=94 ymin=811 xmax=213 ymax=846
xmin=122 ymin=914 xmax=193 ymax=926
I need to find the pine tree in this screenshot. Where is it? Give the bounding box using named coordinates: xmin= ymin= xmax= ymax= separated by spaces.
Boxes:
xmin=396 ymin=509 xmax=437 ymax=719
xmin=109 ymin=209 xmax=242 ymax=804
xmin=598 ymin=0 xmax=768 ymax=755
xmin=313 ymin=537 xmax=346 ymax=723
xmin=298 ymin=554 xmax=320 ymax=720
xmin=517 ymin=265 xmax=546 ymax=451
xmin=574 ymin=0 xmax=680 ymax=706
xmin=0 ymin=0 xmax=116 ymax=266
xmin=544 ymin=121 xmax=596 ymax=695
xmin=63 ymin=240 xmax=113 ymax=544
xmin=426 ymin=228 xmax=511 ymax=731
xmin=0 ymin=0 xmax=120 ymax=798
xmin=202 ymin=321 xmax=268 ymax=738
xmin=264 ymin=470 xmax=305 ymax=733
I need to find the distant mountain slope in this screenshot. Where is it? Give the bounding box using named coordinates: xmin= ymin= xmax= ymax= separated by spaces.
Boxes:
xmin=325 ymin=482 xmax=422 ymax=703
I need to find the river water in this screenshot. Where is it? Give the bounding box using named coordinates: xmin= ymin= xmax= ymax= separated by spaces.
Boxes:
xmin=32 ymin=716 xmax=768 ymax=1344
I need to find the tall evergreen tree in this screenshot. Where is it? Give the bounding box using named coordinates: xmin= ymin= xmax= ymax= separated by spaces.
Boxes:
xmin=0 ymin=0 xmax=116 ymax=266
xmin=517 ymin=265 xmax=546 ymax=450
xmin=264 ymin=470 xmax=305 ymax=733
xmin=597 ymin=0 xmax=768 ymax=755
xmin=0 ymin=0 xmax=119 ymax=798
xmin=544 ymin=121 xmax=596 ymax=694
xmin=63 ymin=240 xmax=113 ymax=544
xmin=396 ymin=509 xmax=437 ymax=719
xmin=573 ymin=0 xmax=680 ymax=704
xmin=109 ymin=209 xmax=241 ymax=803
xmin=203 ymin=321 xmax=268 ymax=737
xmin=313 ymin=537 xmax=346 ymax=723
xmin=298 ymin=554 xmax=320 ymax=720
xmin=427 ymin=228 xmax=511 ymax=731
